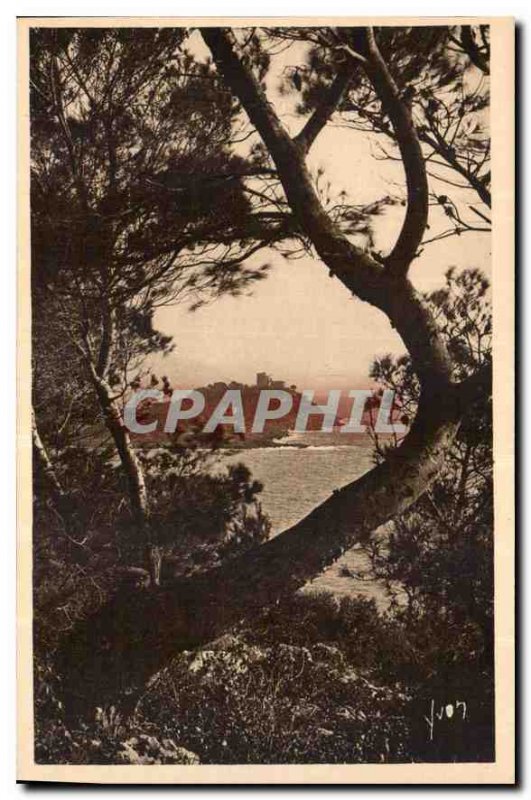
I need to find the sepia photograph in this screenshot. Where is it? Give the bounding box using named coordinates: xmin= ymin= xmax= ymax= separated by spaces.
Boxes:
xmin=16 ymin=16 xmax=514 ymax=783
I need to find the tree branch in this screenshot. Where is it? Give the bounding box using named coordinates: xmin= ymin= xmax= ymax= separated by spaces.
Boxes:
xmin=457 ymin=359 xmax=492 ymax=406
xmin=294 ymin=61 xmax=358 ymax=154
xmin=420 ymin=128 xmax=491 ymax=208
xmin=32 ymin=408 xmax=66 ymax=505
xmin=361 ymin=28 xmax=429 ymax=276
xmin=459 ymin=26 xmax=489 ymax=75
xmin=96 ymin=303 xmax=114 ymax=378
xmin=200 ymin=28 xmax=451 ymax=388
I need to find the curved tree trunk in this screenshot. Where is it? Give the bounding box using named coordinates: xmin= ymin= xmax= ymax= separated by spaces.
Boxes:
xmin=57 ymin=373 xmax=490 ymax=718
xmin=54 ymin=27 xmax=493 ymax=718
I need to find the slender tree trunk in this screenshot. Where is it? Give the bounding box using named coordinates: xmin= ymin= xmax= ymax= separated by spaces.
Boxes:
xmin=87 ymin=364 xmax=148 ymax=520
xmin=32 ymin=408 xmax=85 ymax=549
xmin=32 ymin=408 xmax=65 ymax=505
xmin=83 ymin=305 xmax=159 ymax=585
xmin=85 ymin=361 xmax=161 ymax=586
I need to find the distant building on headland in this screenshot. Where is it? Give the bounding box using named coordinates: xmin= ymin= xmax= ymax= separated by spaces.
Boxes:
xmin=128 ymin=372 xmax=407 ymax=448
xmin=256 ymin=372 xmax=287 ymax=390
xmin=199 ymin=373 xmax=292 ymax=392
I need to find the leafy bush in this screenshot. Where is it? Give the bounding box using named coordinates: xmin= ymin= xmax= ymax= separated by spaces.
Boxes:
xmin=34 ymin=657 xmax=199 ymax=765
xmin=139 ymin=635 xmax=411 ymax=764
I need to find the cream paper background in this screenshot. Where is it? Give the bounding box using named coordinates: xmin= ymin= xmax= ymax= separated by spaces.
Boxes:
xmin=16 ymin=16 xmax=515 ymax=784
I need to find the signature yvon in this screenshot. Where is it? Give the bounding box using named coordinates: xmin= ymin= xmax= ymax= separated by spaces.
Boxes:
xmin=424 ymin=699 xmax=468 ymax=741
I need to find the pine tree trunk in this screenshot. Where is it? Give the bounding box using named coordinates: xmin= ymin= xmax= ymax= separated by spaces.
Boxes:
xmin=32 ymin=408 xmax=65 ymax=505
xmin=86 ymin=362 xmax=159 ymax=586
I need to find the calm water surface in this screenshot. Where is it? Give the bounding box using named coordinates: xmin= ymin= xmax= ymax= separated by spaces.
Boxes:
xmin=219 ymin=435 xmax=390 ymax=608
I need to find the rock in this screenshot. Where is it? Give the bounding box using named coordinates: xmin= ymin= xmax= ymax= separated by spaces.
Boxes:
xmin=116 ymin=735 xmax=200 ymax=765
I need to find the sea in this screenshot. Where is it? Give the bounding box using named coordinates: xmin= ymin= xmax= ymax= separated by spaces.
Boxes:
xmin=218 ymin=430 xmax=390 ymax=609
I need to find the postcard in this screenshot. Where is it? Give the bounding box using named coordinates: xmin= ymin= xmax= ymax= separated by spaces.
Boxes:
xmin=17 ymin=16 xmax=514 ymax=783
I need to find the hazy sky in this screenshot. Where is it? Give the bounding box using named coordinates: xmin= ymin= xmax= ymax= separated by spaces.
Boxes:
xmin=152 ymin=34 xmax=491 ymax=390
